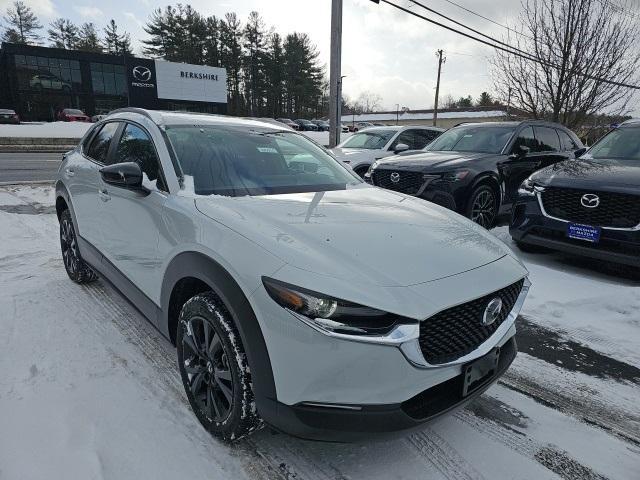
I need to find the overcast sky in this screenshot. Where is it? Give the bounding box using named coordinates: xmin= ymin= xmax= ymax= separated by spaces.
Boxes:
xmin=4 ymin=0 xmax=639 ymax=113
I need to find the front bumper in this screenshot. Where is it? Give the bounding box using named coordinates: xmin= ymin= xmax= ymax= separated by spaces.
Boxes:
xmin=262 ymin=337 xmax=517 ymax=442
xmin=510 ymin=191 xmax=640 ymax=267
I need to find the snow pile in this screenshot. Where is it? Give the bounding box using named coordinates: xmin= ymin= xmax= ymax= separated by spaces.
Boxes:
xmin=0 ymin=121 xmax=92 ymax=138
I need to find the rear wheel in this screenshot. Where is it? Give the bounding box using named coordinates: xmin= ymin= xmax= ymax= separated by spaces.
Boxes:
xmin=59 ymin=209 xmax=97 ymax=284
xmin=177 ymin=291 xmax=261 ymax=441
xmin=467 ymin=185 xmax=498 ymax=229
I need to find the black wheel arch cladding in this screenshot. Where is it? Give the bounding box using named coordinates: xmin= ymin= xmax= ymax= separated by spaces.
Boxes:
xmin=161 ymin=252 xmax=277 ymax=404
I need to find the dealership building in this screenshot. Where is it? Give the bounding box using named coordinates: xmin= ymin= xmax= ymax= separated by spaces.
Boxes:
xmin=0 ymin=43 xmax=228 ymax=121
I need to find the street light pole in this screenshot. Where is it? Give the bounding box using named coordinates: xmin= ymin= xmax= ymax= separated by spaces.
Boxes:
xmin=329 ymin=0 xmax=343 ymax=147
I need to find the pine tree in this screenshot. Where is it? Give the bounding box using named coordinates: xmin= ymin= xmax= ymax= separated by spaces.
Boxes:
xmin=243 ymin=11 xmax=268 ymax=116
xmin=76 ymin=23 xmax=102 ymax=53
xmin=103 ymin=19 xmax=131 ymax=56
xmin=265 ymin=32 xmax=284 ymax=117
xmin=203 ymin=15 xmax=221 ymax=67
xmin=48 ymin=18 xmax=77 ymax=49
xmin=282 ymin=33 xmax=323 ymax=117
xmin=176 ymin=4 xmax=206 ymax=64
xmin=142 ymin=8 xmax=170 ymax=58
xmin=219 ymin=13 xmax=244 ymax=115
xmin=2 ymin=1 xmax=42 ymax=44
xmin=476 ymin=91 xmax=495 ymax=107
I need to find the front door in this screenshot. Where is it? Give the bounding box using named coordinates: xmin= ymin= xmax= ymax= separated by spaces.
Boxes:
xmin=96 ymin=122 xmax=168 ymax=304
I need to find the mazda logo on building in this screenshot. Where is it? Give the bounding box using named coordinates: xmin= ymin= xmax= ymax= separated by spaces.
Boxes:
xmin=132 ymin=66 xmax=152 ymax=82
xmin=580 ymin=193 xmax=600 ymax=208
xmin=482 ymin=297 xmax=503 ymax=326
xmin=390 ymin=172 xmax=400 ymax=183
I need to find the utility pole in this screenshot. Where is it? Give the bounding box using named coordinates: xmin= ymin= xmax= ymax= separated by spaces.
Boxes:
xmin=433 ymin=49 xmax=445 ymax=127
xmin=506 ymin=86 xmax=512 ymax=119
xmin=396 ymin=104 xmax=399 ymax=125
xmin=329 ymin=0 xmax=343 ymax=147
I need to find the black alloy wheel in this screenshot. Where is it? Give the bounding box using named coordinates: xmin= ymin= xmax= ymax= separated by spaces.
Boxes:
xmin=468 ymin=185 xmax=497 ymax=229
xmin=177 ymin=292 xmax=261 ymax=441
xmin=181 ymin=315 xmax=234 ymax=423
xmin=59 ymin=209 xmax=97 ymax=283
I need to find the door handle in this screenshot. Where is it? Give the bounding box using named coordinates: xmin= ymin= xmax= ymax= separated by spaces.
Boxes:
xmin=98 ymin=188 xmax=111 ymax=202
xmin=64 ymin=168 xmax=75 ymax=178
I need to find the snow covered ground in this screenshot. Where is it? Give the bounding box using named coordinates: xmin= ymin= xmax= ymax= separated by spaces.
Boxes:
xmin=0 ymin=121 xmax=92 ymax=138
xmin=0 ymin=121 xmax=349 ymax=147
xmin=1 ymin=185 xmax=638 ymax=480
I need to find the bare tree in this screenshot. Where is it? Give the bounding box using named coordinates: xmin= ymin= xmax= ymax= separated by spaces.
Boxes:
xmin=490 ymin=0 xmax=640 ymax=129
xmin=354 ymin=91 xmax=383 ymax=113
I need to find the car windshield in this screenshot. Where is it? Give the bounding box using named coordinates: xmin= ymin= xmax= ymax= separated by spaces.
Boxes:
xmin=65 ymin=109 xmax=84 ymax=115
xmin=341 ymin=129 xmax=396 ymax=149
xmin=587 ymin=127 xmax=640 ymax=161
xmin=165 ymin=125 xmax=362 ymax=197
xmin=425 ymin=125 xmax=515 ymax=154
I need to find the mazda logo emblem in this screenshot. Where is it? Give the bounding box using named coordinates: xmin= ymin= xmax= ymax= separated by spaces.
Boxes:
xmin=580 ymin=193 xmax=600 ymax=208
xmin=482 ymin=297 xmax=503 ymax=326
xmin=390 ymin=172 xmax=400 ymax=183
xmin=132 ymin=66 xmax=152 ymax=81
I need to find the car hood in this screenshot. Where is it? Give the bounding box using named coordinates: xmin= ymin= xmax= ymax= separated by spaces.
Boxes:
xmin=194 ymin=186 xmax=512 ymax=287
xmin=531 ymin=158 xmax=640 ymax=194
xmin=376 ymin=151 xmax=496 ymax=171
xmin=330 ymin=148 xmax=382 ymax=162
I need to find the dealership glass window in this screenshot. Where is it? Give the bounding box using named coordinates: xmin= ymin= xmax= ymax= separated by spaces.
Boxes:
xmin=14 ymin=54 xmax=82 ymax=92
xmin=90 ymin=62 xmax=127 ymax=96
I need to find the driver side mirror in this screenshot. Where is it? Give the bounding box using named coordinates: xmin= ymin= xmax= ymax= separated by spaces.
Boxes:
xmin=393 ymin=143 xmax=409 ymax=154
xmin=100 ymin=162 xmax=147 ymax=191
xmin=574 ymin=147 xmax=587 ymax=158
xmin=510 ymin=144 xmax=530 ymax=159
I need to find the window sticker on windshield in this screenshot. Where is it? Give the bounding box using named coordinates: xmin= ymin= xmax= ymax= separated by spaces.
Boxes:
xmin=257 ymin=147 xmax=278 ymax=153
xmin=463 ymin=134 xmax=474 ymax=138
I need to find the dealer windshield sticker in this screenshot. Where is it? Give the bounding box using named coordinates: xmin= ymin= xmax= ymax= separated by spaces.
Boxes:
xmin=257 ymin=147 xmax=278 ymax=153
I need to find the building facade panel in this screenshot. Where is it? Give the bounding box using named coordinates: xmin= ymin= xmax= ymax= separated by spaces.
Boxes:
xmin=0 ymin=43 xmax=227 ymax=121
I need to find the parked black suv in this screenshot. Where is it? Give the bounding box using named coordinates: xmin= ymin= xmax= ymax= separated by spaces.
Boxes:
xmin=510 ymin=119 xmax=640 ymax=267
xmin=366 ymin=121 xmax=584 ymax=228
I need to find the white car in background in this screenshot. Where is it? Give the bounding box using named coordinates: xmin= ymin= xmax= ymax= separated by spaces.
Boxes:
xmin=331 ymin=125 xmax=444 ymax=177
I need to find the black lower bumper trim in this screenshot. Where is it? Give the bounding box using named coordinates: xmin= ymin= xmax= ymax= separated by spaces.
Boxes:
xmin=520 ymin=233 xmax=640 ymax=268
xmin=264 ymin=337 xmax=517 ymax=442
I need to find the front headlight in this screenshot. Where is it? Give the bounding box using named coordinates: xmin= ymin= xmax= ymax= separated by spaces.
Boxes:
xmin=440 ymin=170 xmax=470 ymax=182
xmin=262 ymin=277 xmax=415 ymax=336
xmin=518 ymin=177 xmax=540 ymax=196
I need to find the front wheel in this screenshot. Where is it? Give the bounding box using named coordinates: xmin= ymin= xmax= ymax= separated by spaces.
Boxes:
xmin=467 ymin=185 xmax=498 ymax=229
xmin=177 ymin=292 xmax=262 ymax=441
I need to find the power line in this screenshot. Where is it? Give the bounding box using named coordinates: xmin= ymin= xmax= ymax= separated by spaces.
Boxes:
xmin=408 ymin=0 xmax=532 ymax=54
xmin=436 ymin=0 xmax=534 ymax=41
xmin=379 ymin=0 xmax=640 ymax=90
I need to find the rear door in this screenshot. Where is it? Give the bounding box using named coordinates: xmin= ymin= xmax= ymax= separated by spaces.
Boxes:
xmin=533 ymin=126 xmax=568 ymax=169
xmin=96 ymin=122 xmax=168 ymax=302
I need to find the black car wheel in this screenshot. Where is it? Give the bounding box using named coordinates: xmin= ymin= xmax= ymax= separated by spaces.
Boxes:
xmin=177 ymin=292 xmax=261 ymax=441
xmin=467 ymin=185 xmax=497 ymax=229
xmin=59 ymin=209 xmax=98 ymax=284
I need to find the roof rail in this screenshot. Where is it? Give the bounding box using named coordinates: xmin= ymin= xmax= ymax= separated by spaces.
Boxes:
xmin=109 ymin=107 xmax=153 ymax=119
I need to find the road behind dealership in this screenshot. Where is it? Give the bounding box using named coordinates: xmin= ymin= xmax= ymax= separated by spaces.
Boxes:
xmin=0 ymin=184 xmax=638 ymax=480
xmin=0 ymin=152 xmax=62 ymax=184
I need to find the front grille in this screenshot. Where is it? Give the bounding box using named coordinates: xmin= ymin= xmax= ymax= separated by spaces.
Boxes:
xmin=541 ymin=187 xmax=640 ymax=229
xmin=419 ymin=280 xmax=524 ymax=364
xmin=372 ymin=169 xmax=425 ymax=195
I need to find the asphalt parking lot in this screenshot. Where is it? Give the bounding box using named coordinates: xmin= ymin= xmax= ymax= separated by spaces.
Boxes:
xmin=0 ymin=152 xmax=62 ymax=184
xmin=0 ymin=184 xmax=638 ymax=480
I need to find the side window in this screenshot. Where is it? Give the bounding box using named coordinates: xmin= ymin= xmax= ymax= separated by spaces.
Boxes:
xmin=114 ymin=124 xmax=166 ymax=190
xmin=390 ymin=131 xmax=415 ymax=150
xmin=534 ymin=126 xmax=561 ymax=152
xmin=86 ymin=122 xmax=119 ymax=163
xmin=409 ymin=129 xmax=435 ymax=149
xmin=512 ymin=126 xmax=539 ymax=152
xmin=557 ymin=129 xmax=578 ymax=151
